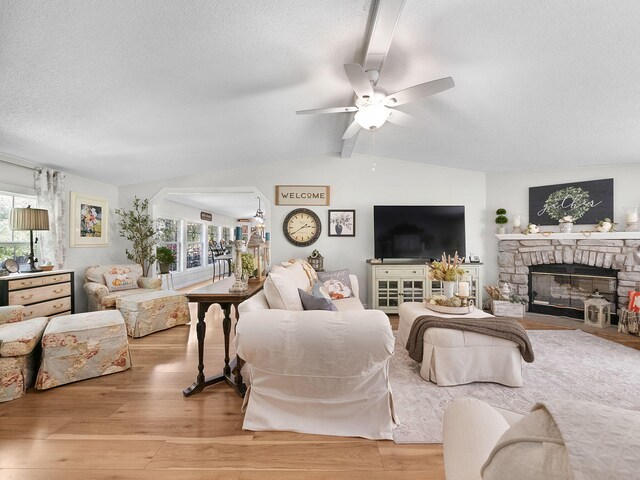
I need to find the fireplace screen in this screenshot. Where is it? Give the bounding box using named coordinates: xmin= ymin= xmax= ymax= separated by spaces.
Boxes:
xmin=531 ymin=272 xmax=616 ymax=311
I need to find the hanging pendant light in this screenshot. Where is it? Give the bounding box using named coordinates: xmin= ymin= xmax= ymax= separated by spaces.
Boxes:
xmin=254 ymin=197 xmax=265 ymax=223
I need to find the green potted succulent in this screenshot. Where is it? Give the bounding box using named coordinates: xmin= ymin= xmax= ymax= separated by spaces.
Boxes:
xmin=495 ymin=208 xmax=508 ymax=234
xmin=156 ymin=246 xmax=177 ymax=274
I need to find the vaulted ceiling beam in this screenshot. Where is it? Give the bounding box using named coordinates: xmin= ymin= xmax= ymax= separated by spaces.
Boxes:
xmin=340 ymin=0 xmax=405 ymax=158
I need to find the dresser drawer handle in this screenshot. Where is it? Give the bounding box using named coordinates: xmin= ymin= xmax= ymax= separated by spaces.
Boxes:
xmin=20 ymin=293 xmax=34 ymax=300
xmin=52 ymin=288 xmax=64 ymax=294
xmin=25 ymin=310 xmax=34 ymax=317
xmin=385 ymin=270 xmax=389 ymax=274
xmin=19 ymin=281 xmax=34 ymax=287
xmin=413 ymin=271 xmax=416 ymax=274
xmin=52 ymin=276 xmax=64 ymax=281
xmin=52 ymin=303 xmax=65 ymax=309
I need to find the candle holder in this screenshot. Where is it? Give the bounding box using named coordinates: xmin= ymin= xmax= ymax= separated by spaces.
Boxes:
xmin=455 ymin=294 xmax=472 ymax=307
xmin=229 ymin=239 xmax=248 ymax=292
xmin=511 ymin=214 xmax=522 ymax=234
xmin=624 ymin=207 xmax=639 ymax=231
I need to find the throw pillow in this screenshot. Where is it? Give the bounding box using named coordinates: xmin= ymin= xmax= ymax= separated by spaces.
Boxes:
xmin=298 ymin=288 xmax=337 ymax=311
xmin=311 ymin=279 xmax=331 ymax=299
xmin=317 ymin=269 xmax=354 ymax=300
xmin=103 ymin=272 xmax=140 ymax=292
xmin=277 ymin=262 xmax=313 ymax=292
xmin=263 ymin=271 xmax=304 ymax=311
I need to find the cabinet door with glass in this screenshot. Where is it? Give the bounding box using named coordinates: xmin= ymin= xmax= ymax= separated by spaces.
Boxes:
xmin=368 ymin=263 xmax=429 ymax=313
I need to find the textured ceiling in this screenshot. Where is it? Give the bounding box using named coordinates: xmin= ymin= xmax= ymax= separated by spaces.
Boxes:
xmin=1 ymin=1 xmax=639 ymax=185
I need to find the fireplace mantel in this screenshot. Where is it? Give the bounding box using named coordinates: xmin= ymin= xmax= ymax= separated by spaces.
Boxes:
xmin=496 ymin=232 xmax=640 ymax=241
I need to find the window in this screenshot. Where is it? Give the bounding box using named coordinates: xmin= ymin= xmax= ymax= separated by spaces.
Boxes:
xmin=157 ymin=218 xmax=180 ymax=272
xmin=186 ymin=222 xmax=203 ymax=269
xmin=222 ymin=227 xmax=231 ymax=243
xmin=207 ymin=225 xmax=219 ymax=264
xmin=0 ymin=192 xmax=36 ymax=266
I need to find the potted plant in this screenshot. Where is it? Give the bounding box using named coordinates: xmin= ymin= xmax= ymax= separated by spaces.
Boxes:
xmin=156 ymin=246 xmax=177 ymax=274
xmin=495 ymin=208 xmax=508 ymax=234
xmin=241 ymin=252 xmax=256 ymax=283
xmin=115 ymin=197 xmax=157 ymax=277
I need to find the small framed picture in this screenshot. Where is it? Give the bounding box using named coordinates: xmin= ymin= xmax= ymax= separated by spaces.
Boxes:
xmin=328 ymin=209 xmax=356 ymax=237
xmin=69 ymin=192 xmax=108 ymax=247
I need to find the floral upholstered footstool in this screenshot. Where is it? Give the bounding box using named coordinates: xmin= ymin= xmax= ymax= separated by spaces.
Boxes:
xmin=0 ymin=305 xmax=49 ymax=402
xmin=116 ymin=290 xmax=190 ymax=338
xmin=35 ymin=310 xmax=131 ymax=390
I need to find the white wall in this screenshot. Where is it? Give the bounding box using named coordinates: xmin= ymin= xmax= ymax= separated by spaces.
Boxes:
xmin=119 ymin=153 xmax=487 ymax=305
xmin=1 ymin=156 xmax=125 ymax=312
xmin=485 ymin=164 xmax=640 ymax=289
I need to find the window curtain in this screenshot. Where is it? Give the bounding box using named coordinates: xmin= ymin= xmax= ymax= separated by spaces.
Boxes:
xmin=34 ymin=168 xmax=66 ymax=269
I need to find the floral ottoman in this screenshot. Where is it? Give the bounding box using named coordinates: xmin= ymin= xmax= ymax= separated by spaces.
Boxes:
xmin=0 ymin=305 xmax=48 ymax=402
xmin=116 ymin=290 xmax=190 ymax=338
xmin=35 ymin=310 xmax=131 ymax=390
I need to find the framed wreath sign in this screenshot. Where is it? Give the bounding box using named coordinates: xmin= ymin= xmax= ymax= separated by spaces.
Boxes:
xmin=528 ymin=179 xmax=613 ymax=225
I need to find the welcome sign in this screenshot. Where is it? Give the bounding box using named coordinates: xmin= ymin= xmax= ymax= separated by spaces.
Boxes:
xmin=528 ymin=178 xmax=613 ymax=225
xmin=275 ymin=185 xmax=331 ymax=206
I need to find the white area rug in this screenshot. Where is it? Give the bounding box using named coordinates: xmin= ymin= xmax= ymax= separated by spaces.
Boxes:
xmin=390 ymin=329 xmax=640 ymax=443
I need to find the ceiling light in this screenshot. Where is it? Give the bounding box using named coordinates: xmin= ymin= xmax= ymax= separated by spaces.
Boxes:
xmin=355 ymin=104 xmax=391 ymax=130
xmin=254 ymin=197 xmax=265 ymax=223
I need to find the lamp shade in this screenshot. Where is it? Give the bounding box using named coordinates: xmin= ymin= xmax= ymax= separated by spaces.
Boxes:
xmin=10 ymin=207 xmax=50 ymax=231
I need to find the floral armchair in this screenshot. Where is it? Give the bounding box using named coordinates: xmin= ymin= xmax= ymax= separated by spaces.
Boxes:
xmin=84 ymin=264 xmax=161 ymax=311
xmin=0 ymin=305 xmax=49 ymax=402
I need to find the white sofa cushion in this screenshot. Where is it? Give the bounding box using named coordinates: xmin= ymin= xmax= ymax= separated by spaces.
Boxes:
xmin=264 ymin=272 xmax=303 ymax=311
xmin=443 ymin=397 xmax=515 ymax=480
xmin=481 ymin=408 xmax=571 ymax=480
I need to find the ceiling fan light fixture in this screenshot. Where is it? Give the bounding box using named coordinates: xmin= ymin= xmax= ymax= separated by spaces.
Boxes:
xmin=355 ymin=104 xmax=390 ymax=130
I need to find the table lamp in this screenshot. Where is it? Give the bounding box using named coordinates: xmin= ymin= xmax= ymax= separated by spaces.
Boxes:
xmin=10 ymin=206 xmax=50 ymax=272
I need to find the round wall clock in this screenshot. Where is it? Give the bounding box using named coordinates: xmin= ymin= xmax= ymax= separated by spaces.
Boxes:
xmin=283 ymin=208 xmax=322 ymax=247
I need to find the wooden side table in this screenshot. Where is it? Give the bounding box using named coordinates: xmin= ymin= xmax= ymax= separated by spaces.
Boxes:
xmin=183 ymin=275 xmax=264 ymax=397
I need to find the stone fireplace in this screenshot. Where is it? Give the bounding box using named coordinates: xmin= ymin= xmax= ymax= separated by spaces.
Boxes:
xmin=497 ymin=236 xmax=640 ymax=318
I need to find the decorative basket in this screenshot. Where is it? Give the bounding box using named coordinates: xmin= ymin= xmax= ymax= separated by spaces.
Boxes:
xmin=491 ymin=300 xmax=525 ymax=318
xmin=619 ymin=308 xmax=640 ymax=337
xmin=39 ymin=265 xmax=54 ymax=271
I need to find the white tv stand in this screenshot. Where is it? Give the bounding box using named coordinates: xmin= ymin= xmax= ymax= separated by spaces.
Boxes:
xmin=366 ymin=259 xmax=483 ymax=314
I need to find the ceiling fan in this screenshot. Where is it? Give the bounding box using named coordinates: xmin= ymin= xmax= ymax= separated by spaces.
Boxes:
xmin=296 ymin=63 xmax=454 ymax=139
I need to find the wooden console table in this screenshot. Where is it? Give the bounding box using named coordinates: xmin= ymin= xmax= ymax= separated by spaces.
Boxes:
xmin=183 ymin=275 xmax=264 ymax=397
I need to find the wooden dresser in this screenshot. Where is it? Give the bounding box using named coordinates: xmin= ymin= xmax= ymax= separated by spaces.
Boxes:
xmin=0 ymin=269 xmax=75 ymax=319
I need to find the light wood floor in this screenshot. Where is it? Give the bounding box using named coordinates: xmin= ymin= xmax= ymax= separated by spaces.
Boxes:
xmin=1 ymin=290 xmax=639 ymax=479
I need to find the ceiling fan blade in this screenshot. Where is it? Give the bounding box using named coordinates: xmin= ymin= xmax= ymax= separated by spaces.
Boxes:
xmin=383 ymin=77 xmax=455 ymax=106
xmin=344 ymin=63 xmax=375 ymax=99
xmin=296 ymin=106 xmax=358 ymax=115
xmin=386 ymin=109 xmax=416 ymax=128
xmin=342 ymin=120 xmax=362 ymax=139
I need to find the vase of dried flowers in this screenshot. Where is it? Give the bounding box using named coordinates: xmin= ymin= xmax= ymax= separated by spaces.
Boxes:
xmin=428 ymin=252 xmax=466 ymax=298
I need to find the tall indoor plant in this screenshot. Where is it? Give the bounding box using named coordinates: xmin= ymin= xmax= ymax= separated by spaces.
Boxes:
xmin=115 ymin=197 xmax=157 ymax=276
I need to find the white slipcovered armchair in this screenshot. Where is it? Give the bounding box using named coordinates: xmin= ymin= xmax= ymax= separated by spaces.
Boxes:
xmin=236 ymin=271 xmax=397 ymax=440
xmin=84 ymin=264 xmax=161 ymax=311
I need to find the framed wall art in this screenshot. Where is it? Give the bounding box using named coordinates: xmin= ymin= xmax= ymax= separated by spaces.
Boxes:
xmin=328 ymin=209 xmax=355 ymax=237
xmin=69 ymin=192 xmax=108 ymax=247
xmin=529 ymin=178 xmax=613 ymax=225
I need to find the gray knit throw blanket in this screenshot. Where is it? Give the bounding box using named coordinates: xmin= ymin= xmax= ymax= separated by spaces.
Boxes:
xmin=406 ymin=315 xmax=535 ymax=363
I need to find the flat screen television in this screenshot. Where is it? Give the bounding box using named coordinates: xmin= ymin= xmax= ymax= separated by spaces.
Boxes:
xmin=374 ymin=205 xmax=466 ymax=260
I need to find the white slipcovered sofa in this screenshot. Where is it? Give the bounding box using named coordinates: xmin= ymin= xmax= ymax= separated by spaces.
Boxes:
xmin=236 ymin=260 xmax=396 ymax=440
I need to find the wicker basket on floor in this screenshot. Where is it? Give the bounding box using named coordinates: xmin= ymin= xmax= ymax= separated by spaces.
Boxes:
xmin=618 ymin=308 xmax=640 ymax=337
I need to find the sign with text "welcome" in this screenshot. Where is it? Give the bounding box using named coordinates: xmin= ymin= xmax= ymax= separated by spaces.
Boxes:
xmin=275 ymin=185 xmax=331 ymax=206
